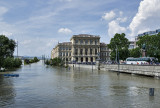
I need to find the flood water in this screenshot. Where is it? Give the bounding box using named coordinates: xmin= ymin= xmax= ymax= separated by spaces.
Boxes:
xmin=0 ymin=61 xmax=160 ymax=108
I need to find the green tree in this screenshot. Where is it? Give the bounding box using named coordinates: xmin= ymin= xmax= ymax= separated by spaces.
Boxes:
xmin=136 ymin=33 xmax=160 ymax=61
xmin=129 ymin=47 xmax=141 ymax=58
xmin=50 ymin=57 xmax=64 ymax=66
xmin=13 ymin=58 xmax=22 ymax=68
xmin=0 ymin=35 xmax=16 ymax=68
xmin=108 ymin=33 xmax=130 ymax=61
xmin=3 ymin=57 xmax=14 ymax=69
xmin=33 ymin=57 xmax=39 ymax=62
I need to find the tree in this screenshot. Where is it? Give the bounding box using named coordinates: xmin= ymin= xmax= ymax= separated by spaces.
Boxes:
xmin=33 ymin=57 xmax=39 ymax=62
xmin=108 ymin=33 xmax=130 ymax=61
xmin=129 ymin=47 xmax=141 ymax=58
xmin=136 ymin=33 xmax=160 ymax=61
xmin=50 ymin=57 xmax=64 ymax=66
xmin=0 ymin=35 xmax=16 ymax=68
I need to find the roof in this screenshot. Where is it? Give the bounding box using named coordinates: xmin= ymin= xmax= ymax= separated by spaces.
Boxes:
xmin=70 ymin=34 xmax=100 ymax=40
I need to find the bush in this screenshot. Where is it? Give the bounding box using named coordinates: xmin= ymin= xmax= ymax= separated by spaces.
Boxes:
xmin=45 ymin=59 xmax=50 ymax=65
xmin=33 ymin=57 xmax=39 ymax=62
xmin=45 ymin=58 xmax=64 ymax=66
xmin=3 ymin=57 xmax=14 ymax=69
xmin=14 ymin=58 xmax=22 ymax=68
xmin=24 ymin=59 xmax=30 ymax=64
xmin=3 ymin=57 xmax=22 ymax=69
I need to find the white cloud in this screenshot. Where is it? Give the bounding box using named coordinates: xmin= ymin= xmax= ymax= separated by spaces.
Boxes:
xmin=17 ymin=38 xmax=58 ymax=56
xmin=129 ymin=0 xmax=160 ymax=37
xmin=0 ymin=6 xmax=8 ymax=16
xmin=58 ymin=28 xmax=72 ymax=34
xmin=0 ymin=6 xmax=8 ymax=20
xmin=116 ymin=17 xmax=127 ymax=23
xmin=108 ymin=20 xmax=126 ymax=38
xmin=102 ymin=11 xmax=116 ymax=21
xmin=1 ymin=31 xmax=13 ymax=37
xmin=119 ymin=11 xmax=123 ymax=16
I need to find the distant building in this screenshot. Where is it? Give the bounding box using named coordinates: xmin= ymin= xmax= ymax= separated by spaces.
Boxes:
xmin=129 ymin=41 xmax=136 ymax=49
xmin=51 ymin=42 xmax=72 ymax=62
xmin=100 ymin=43 xmax=111 ymax=61
xmin=51 ymin=34 xmax=111 ymax=63
xmin=135 ymin=29 xmax=160 ymax=41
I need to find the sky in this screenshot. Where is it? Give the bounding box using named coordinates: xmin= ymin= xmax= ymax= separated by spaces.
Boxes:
xmin=0 ymin=0 xmax=160 ymax=57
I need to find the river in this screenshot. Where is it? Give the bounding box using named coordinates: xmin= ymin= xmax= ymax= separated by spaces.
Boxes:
xmin=0 ymin=61 xmax=160 ymax=108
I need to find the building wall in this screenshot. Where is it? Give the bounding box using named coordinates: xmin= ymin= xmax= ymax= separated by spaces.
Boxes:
xmin=51 ymin=34 xmax=111 ymax=63
xmin=70 ymin=34 xmax=100 ymax=63
xmin=100 ymin=43 xmax=111 ymax=61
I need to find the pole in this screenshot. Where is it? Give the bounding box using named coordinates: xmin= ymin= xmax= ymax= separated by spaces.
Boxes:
xmin=17 ymin=41 xmax=18 ymax=57
xmin=92 ymin=62 xmax=93 ymax=72
xmin=117 ymin=51 xmax=120 ymax=75
xmin=116 ymin=45 xmax=117 ymax=64
xmin=79 ymin=63 xmax=80 ymax=72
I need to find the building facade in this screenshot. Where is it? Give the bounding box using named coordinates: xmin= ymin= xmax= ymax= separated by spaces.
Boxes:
xmin=51 ymin=34 xmax=110 ymax=63
xmin=51 ymin=42 xmax=72 ymax=62
xmin=100 ymin=43 xmax=111 ymax=61
xmin=135 ymin=29 xmax=160 ymax=41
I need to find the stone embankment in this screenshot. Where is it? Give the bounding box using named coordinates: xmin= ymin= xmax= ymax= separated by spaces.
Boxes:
xmin=68 ymin=63 xmax=160 ymax=77
xmin=99 ymin=64 xmax=160 ymax=77
xmin=68 ymin=64 xmax=96 ymax=70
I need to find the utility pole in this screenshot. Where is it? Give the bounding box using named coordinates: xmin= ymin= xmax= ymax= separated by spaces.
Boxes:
xmin=116 ymin=45 xmax=117 ymax=63
xmin=17 ymin=41 xmax=18 ymax=57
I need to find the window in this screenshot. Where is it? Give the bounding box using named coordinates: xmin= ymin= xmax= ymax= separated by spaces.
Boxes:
xmin=69 ymin=47 xmax=71 ymax=50
xmin=59 ymin=53 xmax=62 ymax=56
xmin=80 ymin=40 xmax=83 ymax=44
xmin=75 ymin=40 xmax=78 ymax=44
xmin=66 ymin=52 xmax=68 ymax=56
xmin=90 ymin=49 xmax=92 ymax=55
xmin=95 ymin=40 xmax=97 ymax=45
xmin=80 ymin=49 xmax=83 ymax=55
xmin=85 ymin=48 xmax=88 ymax=55
xmin=95 ymin=49 xmax=97 ymax=55
xmin=85 ymin=40 xmax=88 ymax=44
xmin=75 ymin=49 xmax=78 ymax=55
xmin=90 ymin=40 xmax=93 ymax=44
xmin=66 ymin=47 xmax=68 ymax=50
xmin=63 ymin=52 xmax=65 ymax=56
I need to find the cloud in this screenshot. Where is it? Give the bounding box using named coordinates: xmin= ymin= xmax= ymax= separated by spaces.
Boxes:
xmin=129 ymin=0 xmax=160 ymax=37
xmin=0 ymin=6 xmax=8 ymax=20
xmin=1 ymin=31 xmax=13 ymax=37
xmin=0 ymin=6 xmax=8 ymax=16
xmin=108 ymin=20 xmax=126 ymax=38
xmin=18 ymin=38 xmax=58 ymax=57
xmin=104 ymin=10 xmax=127 ymax=38
xmin=58 ymin=28 xmax=72 ymax=34
xmin=116 ymin=17 xmax=127 ymax=23
xmin=102 ymin=10 xmax=116 ymax=21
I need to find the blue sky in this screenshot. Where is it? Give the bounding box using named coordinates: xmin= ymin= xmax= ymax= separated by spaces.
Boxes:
xmin=0 ymin=0 xmax=160 ymax=57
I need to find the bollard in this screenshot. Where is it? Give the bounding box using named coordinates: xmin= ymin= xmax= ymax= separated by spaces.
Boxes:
xmin=149 ymin=88 xmax=154 ymax=96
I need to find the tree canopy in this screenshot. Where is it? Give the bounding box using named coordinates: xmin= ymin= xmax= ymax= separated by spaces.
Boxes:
xmin=129 ymin=47 xmax=141 ymax=58
xmin=136 ymin=33 xmax=160 ymax=61
xmin=108 ymin=33 xmax=130 ymax=61
xmin=0 ymin=35 xmax=16 ymax=68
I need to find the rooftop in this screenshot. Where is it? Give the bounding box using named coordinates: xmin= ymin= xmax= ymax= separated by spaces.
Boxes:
xmin=70 ymin=34 xmax=100 ymax=40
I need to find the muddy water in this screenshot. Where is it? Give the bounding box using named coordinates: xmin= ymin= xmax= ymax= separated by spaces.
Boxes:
xmin=0 ymin=61 xmax=160 ymax=108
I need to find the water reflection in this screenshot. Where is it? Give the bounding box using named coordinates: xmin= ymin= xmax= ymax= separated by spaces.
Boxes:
xmin=0 ymin=75 xmax=15 ymax=107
